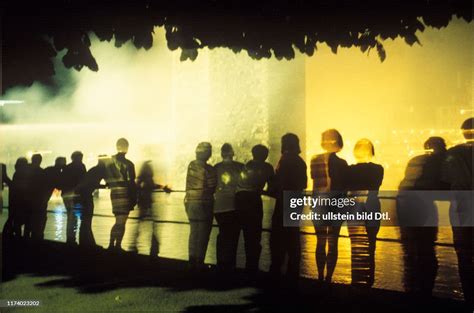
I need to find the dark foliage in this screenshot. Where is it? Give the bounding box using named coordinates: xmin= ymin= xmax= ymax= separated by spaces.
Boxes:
xmin=1 ymin=0 xmax=471 ymax=91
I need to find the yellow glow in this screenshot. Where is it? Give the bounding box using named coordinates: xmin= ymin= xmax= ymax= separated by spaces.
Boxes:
xmin=305 ymin=18 xmax=473 ymax=189
xmin=221 ymin=172 xmax=231 ymax=185
xmin=26 ymin=150 xmax=52 ymax=159
xmin=1 ymin=19 xmax=472 ymax=191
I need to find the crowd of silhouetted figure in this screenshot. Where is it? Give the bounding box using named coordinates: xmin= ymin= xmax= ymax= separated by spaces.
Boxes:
xmin=1 ymin=118 xmax=473 ymax=303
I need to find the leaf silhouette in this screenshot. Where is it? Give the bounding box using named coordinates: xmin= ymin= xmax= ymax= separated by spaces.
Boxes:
xmin=2 ymin=0 xmax=471 ymax=91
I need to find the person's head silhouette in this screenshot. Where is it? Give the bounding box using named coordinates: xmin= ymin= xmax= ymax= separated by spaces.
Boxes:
xmin=196 ymin=142 xmax=212 ymax=162
xmin=281 ymin=133 xmax=301 ymax=154
xmin=116 ymin=138 xmax=129 ymax=154
xmin=71 ymin=151 xmax=83 ymax=164
xmin=252 ymin=144 xmax=269 ymax=162
xmin=220 ymin=143 xmax=234 ymax=160
xmin=55 ymin=157 xmax=67 ymax=169
xmin=354 ymin=138 xmax=375 ymax=163
xmin=139 ymin=160 xmax=154 ymax=177
xmin=321 ymin=129 xmax=343 ymax=153
xmin=424 ymin=137 xmax=446 ymax=154
xmin=31 ymin=153 xmax=42 ymax=167
xmin=461 ymin=117 xmax=474 ymax=141
xmin=15 ymin=157 xmax=28 ymax=171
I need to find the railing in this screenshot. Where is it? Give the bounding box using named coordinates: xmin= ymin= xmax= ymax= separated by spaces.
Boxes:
xmin=1 ymin=190 xmax=456 ymax=248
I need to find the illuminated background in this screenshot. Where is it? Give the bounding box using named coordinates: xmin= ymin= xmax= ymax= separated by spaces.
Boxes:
xmin=0 ymin=17 xmax=472 ymax=300
xmin=0 ymin=17 xmax=472 ymax=189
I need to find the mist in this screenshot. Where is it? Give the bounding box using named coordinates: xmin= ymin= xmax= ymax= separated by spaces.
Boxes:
xmin=1 ymin=19 xmax=472 ymax=189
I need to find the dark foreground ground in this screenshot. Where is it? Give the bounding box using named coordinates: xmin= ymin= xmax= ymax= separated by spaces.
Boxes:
xmin=1 ymin=238 xmax=472 ymax=313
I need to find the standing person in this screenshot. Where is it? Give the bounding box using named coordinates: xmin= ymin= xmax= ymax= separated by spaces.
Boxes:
xmin=106 ymin=138 xmax=137 ymax=251
xmin=75 ymin=156 xmax=108 ymax=247
xmin=310 ymin=129 xmax=348 ymax=283
xmin=442 ymin=118 xmax=473 ymax=303
xmin=1 ymin=163 xmax=12 ymax=189
xmin=213 ymin=143 xmax=244 ymax=272
xmin=61 ymin=151 xmax=87 ymax=245
xmin=3 ymin=158 xmax=27 ymax=238
xmin=131 ymin=160 xmax=171 ymax=256
xmin=235 ymin=144 xmax=275 ymax=274
xmin=29 ymin=153 xmax=47 ymax=240
xmin=1 ymin=163 xmax=12 ymax=212
xmin=397 ymin=137 xmax=447 ymax=296
xmin=184 ymin=142 xmax=217 ymax=271
xmin=269 ymin=133 xmax=307 ymax=280
xmin=347 ymin=139 xmax=384 ymax=286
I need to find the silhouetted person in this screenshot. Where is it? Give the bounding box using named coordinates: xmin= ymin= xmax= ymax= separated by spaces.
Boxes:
xmin=1 ymin=163 xmax=12 ymax=212
xmin=269 ymin=133 xmax=307 ymax=280
xmin=3 ymin=159 xmax=26 ymax=238
xmin=131 ymin=160 xmax=171 ymax=256
xmin=61 ymin=151 xmax=87 ymax=245
xmin=347 ymin=139 xmax=384 ymax=286
xmin=106 ymin=138 xmax=137 ymax=251
xmin=1 ymin=163 xmax=12 ymax=189
xmin=213 ymin=143 xmax=244 ymax=272
xmin=235 ymin=144 xmax=275 ymax=274
xmin=29 ymin=153 xmax=48 ymax=240
xmin=442 ymin=118 xmax=473 ymax=303
xmin=185 ymin=142 xmax=217 ymax=271
xmin=397 ymin=136 xmax=447 ymax=296
xmin=75 ymin=156 xmax=108 ymax=247
xmin=44 ymin=157 xmax=66 ymax=203
xmin=310 ymin=129 xmax=348 ymax=282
